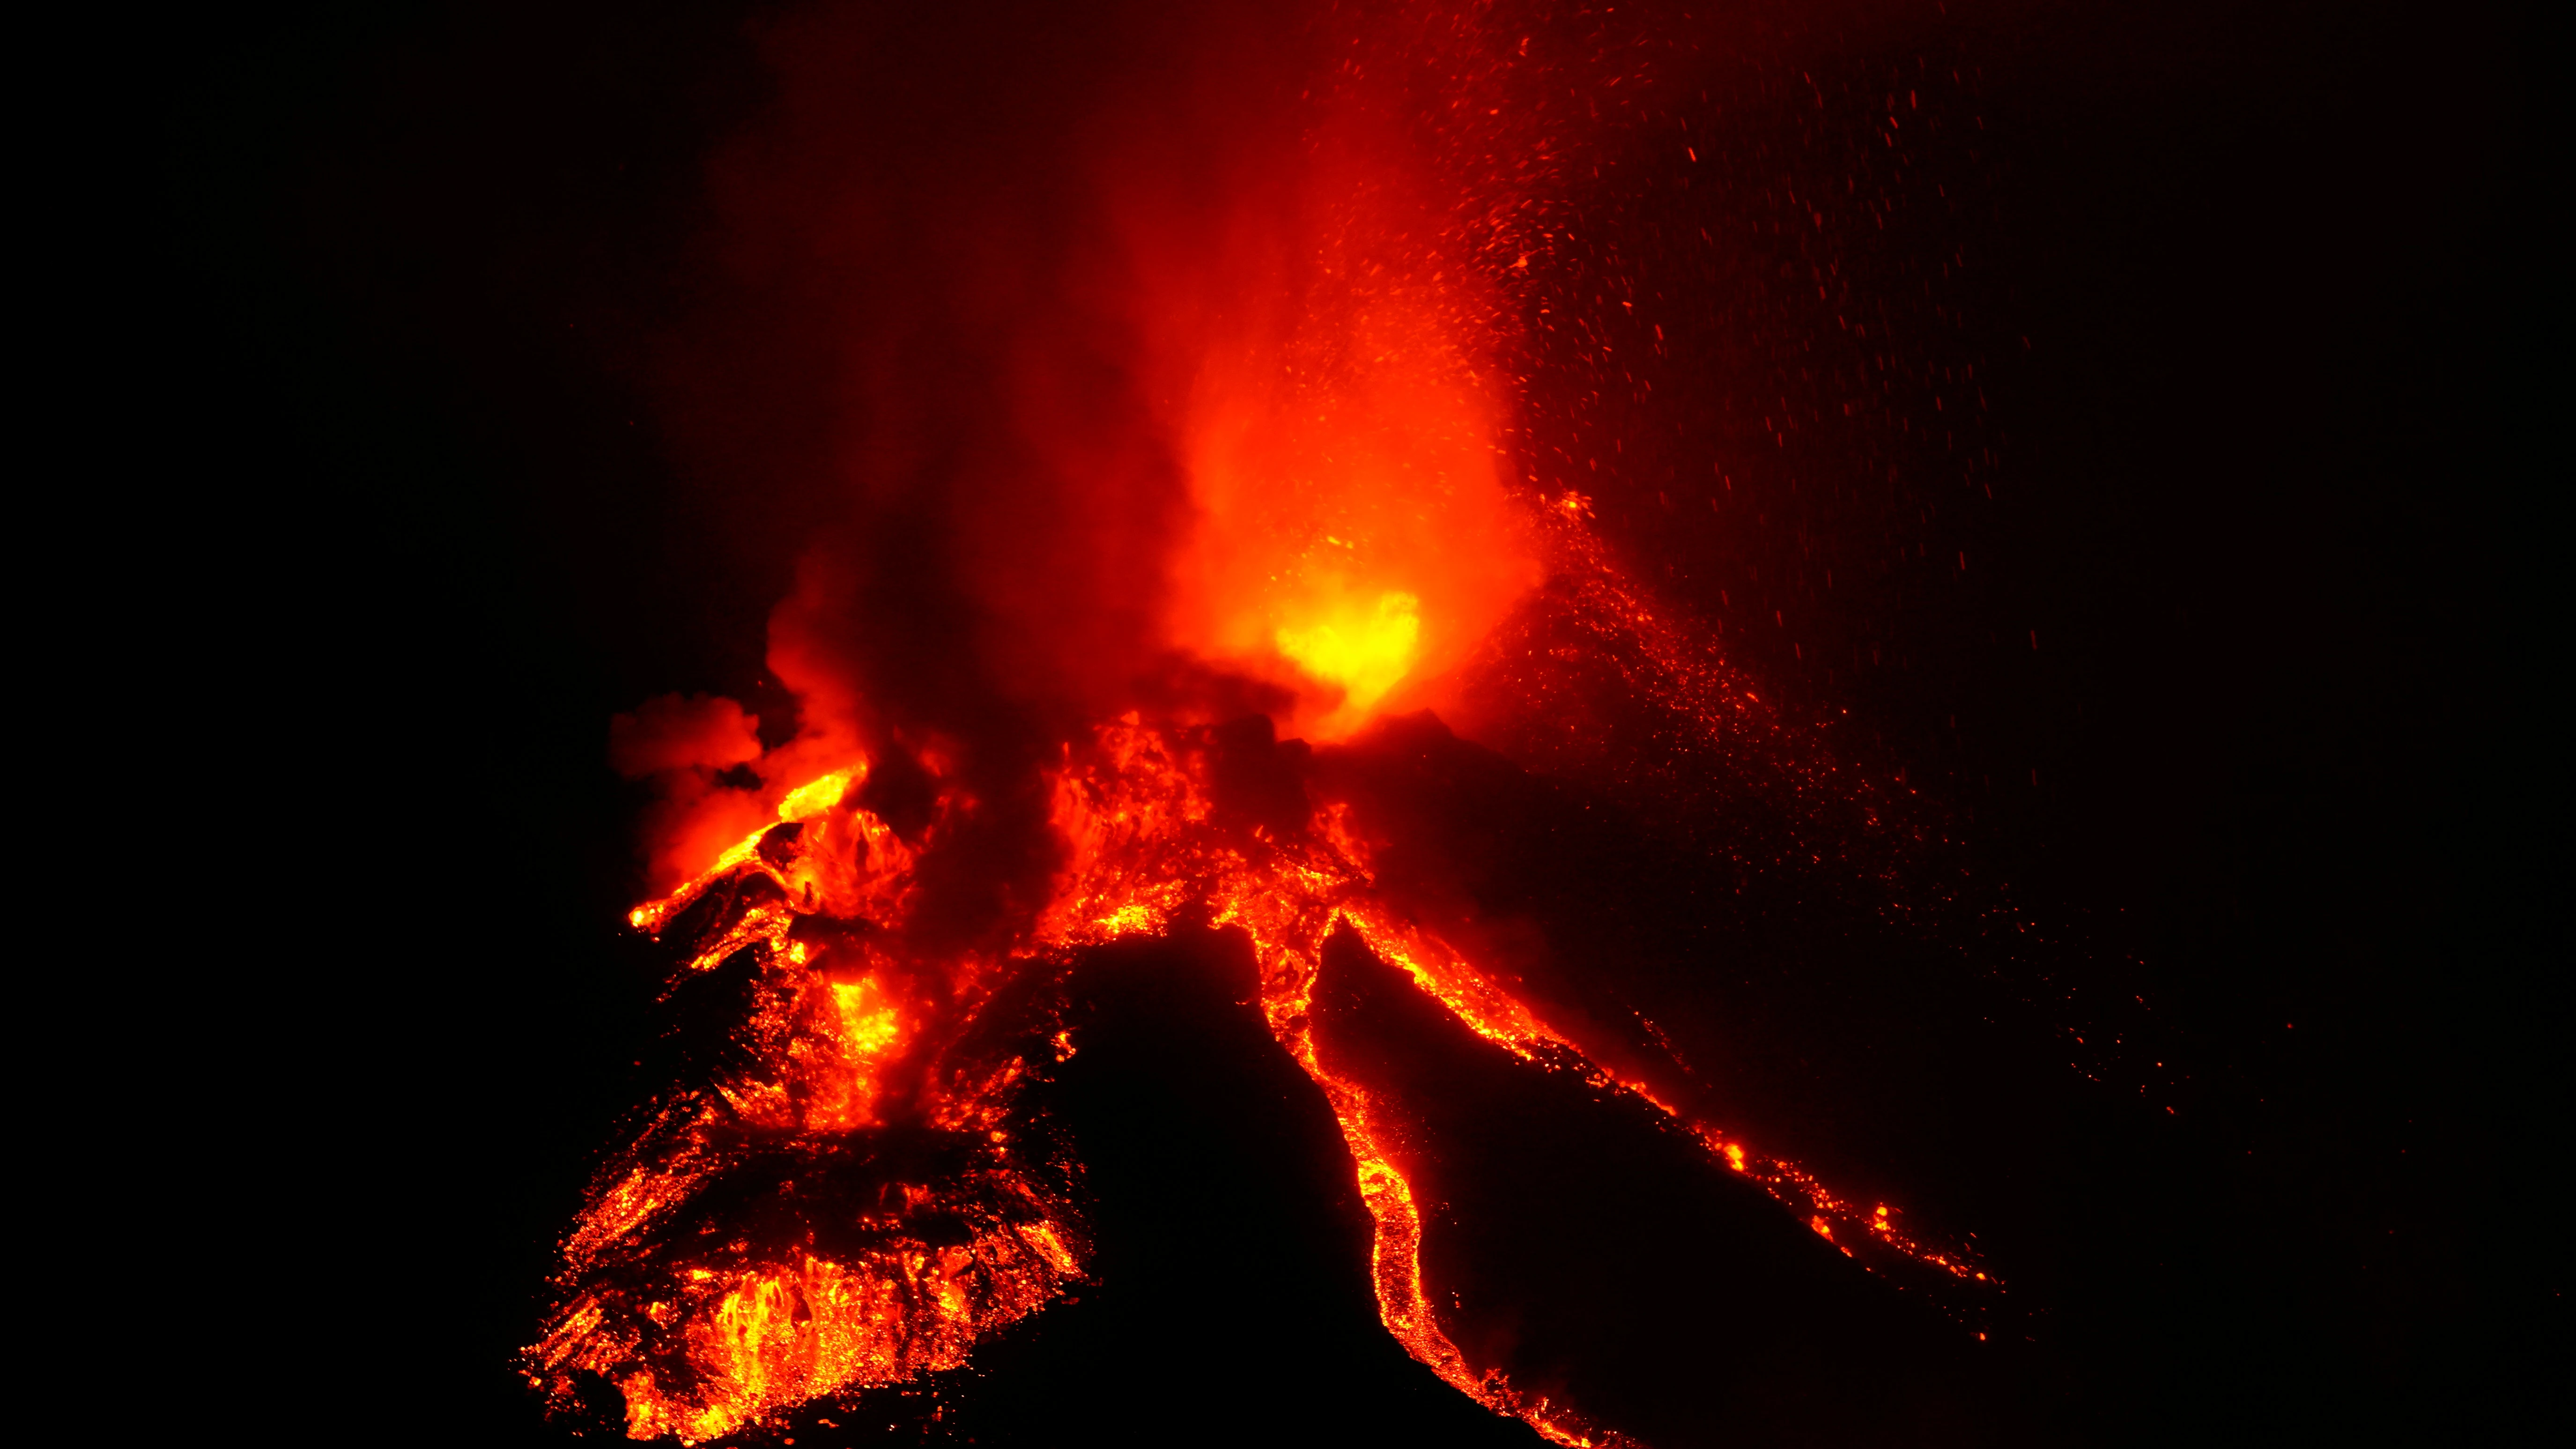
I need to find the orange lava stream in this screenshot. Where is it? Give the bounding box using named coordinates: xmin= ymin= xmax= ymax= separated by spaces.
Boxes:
xmin=533 ymin=719 xmax=1989 ymax=1444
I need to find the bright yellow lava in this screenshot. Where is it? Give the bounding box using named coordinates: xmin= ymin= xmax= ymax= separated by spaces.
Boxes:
xmin=829 ymin=978 xmax=901 ymax=1056
xmin=778 ymin=769 xmax=856 ymax=821
xmin=1276 ymin=589 xmax=1421 ymax=727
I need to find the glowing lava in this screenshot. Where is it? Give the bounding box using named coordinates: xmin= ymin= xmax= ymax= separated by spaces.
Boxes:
xmin=532 ymin=702 xmax=1989 ymax=1444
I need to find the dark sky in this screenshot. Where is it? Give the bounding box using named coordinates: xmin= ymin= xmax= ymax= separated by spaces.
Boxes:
xmin=153 ymin=2 xmax=2553 ymax=1444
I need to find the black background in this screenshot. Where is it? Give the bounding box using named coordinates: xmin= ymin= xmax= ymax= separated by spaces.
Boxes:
xmin=140 ymin=1 xmax=2553 ymax=1444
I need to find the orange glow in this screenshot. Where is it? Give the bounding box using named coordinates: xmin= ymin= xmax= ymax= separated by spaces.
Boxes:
xmin=1275 ymin=588 xmax=1421 ymax=723
xmin=1138 ymin=109 xmax=1543 ymax=740
xmin=777 ymin=769 xmax=855 ymax=821
xmin=826 ymin=977 xmax=900 ymax=1057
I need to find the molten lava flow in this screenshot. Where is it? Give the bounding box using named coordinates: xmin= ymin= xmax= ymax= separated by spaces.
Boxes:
xmin=534 ymin=710 xmax=1991 ymax=1444
xmin=533 ymin=760 xmax=1088 ymax=1443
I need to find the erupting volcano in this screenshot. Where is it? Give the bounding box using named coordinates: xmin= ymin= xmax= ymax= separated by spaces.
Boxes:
xmin=526 ymin=2 xmax=2014 ymax=1443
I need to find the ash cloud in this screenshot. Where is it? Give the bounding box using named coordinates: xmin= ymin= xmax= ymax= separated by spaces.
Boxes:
xmin=623 ymin=0 xmax=1320 ymax=930
xmin=608 ymin=693 xmax=762 ymax=779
